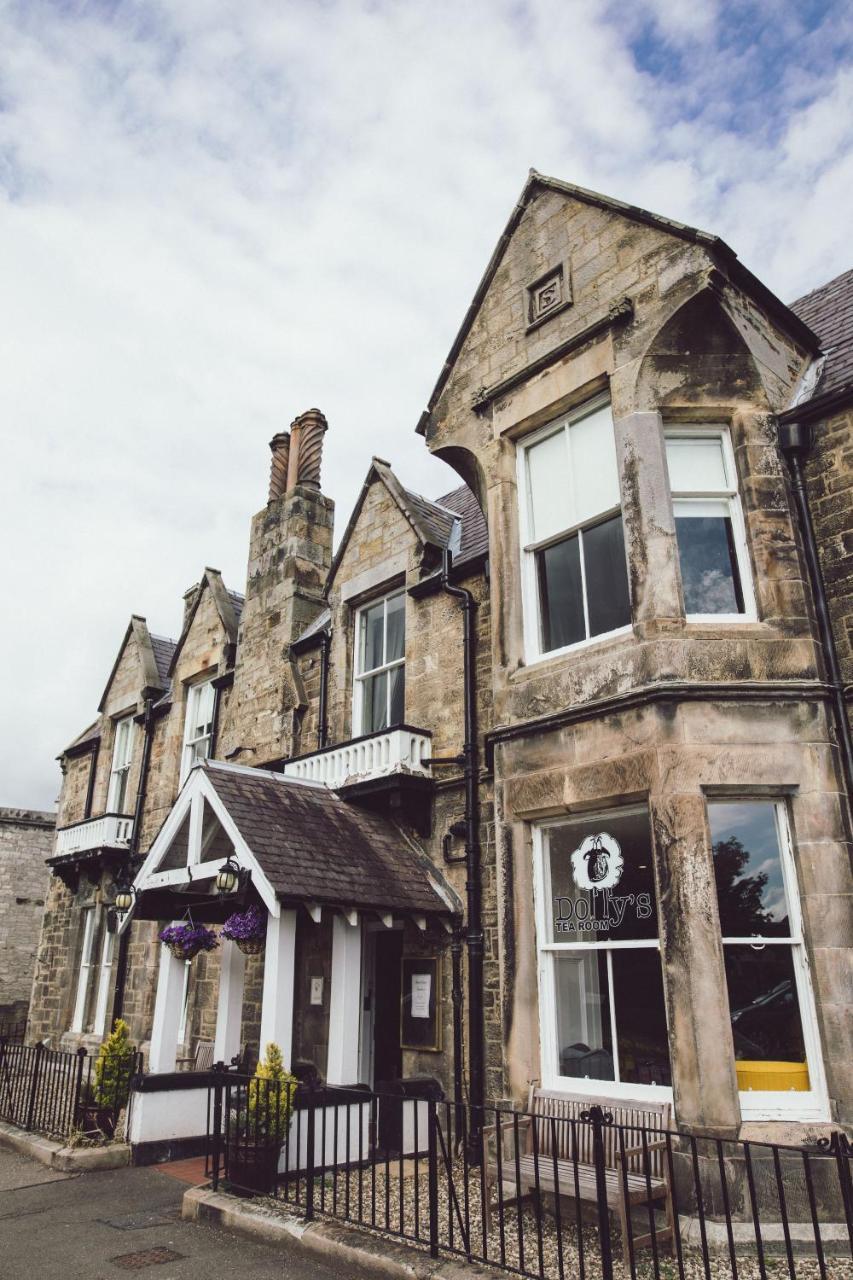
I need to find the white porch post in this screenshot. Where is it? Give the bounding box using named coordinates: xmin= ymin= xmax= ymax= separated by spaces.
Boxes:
xmin=149 ymin=943 xmax=186 ymax=1073
xmin=326 ymin=914 xmax=362 ymax=1085
xmin=213 ymin=939 xmax=246 ymax=1064
xmin=259 ymin=909 xmax=297 ymax=1069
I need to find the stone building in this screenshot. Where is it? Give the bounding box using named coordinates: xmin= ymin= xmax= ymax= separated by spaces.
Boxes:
xmin=0 ymin=807 xmax=54 ymax=1025
xmin=28 ymin=173 xmax=852 ymax=1150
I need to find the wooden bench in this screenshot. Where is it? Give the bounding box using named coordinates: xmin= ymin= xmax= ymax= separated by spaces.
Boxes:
xmin=484 ymin=1087 xmax=674 ymax=1269
xmin=176 ymin=1039 xmax=214 ymax=1072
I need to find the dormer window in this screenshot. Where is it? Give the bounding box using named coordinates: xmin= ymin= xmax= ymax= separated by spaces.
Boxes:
xmin=107 ymin=715 xmax=135 ymax=813
xmin=181 ymin=679 xmax=215 ymax=783
xmin=353 ymin=591 xmax=405 ymax=735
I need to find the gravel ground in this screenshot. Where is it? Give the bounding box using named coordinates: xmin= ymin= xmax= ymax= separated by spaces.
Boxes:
xmin=246 ymin=1158 xmax=853 ymax=1280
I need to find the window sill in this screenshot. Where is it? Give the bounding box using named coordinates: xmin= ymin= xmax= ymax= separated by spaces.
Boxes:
xmin=739 ymin=1091 xmax=829 ymax=1123
xmin=684 ymin=613 xmax=761 ymax=627
xmin=521 ymin=624 xmax=633 ymax=672
xmin=542 ymin=1075 xmax=673 ymax=1102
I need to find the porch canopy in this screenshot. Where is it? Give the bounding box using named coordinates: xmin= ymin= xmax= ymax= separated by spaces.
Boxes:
xmin=127 ymin=759 xmax=458 ymax=1080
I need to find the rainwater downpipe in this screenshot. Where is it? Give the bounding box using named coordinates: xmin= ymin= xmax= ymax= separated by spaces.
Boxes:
xmin=318 ymin=631 xmax=331 ymax=748
xmin=441 ymin=549 xmax=485 ymax=1149
xmin=779 ymin=420 xmax=853 ymax=808
xmin=111 ymin=689 xmax=157 ymax=1028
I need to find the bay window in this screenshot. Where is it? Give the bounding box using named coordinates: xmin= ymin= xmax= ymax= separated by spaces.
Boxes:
xmin=353 ymin=591 xmax=405 ymax=735
xmin=519 ymin=397 xmax=631 ymax=659
xmin=181 ymin=680 xmax=215 ymax=783
xmin=534 ymin=806 xmax=671 ymax=1096
xmin=665 ymin=428 xmax=755 ymax=620
xmin=107 ymin=716 xmax=134 ymax=813
xmin=709 ymin=800 xmax=825 ymax=1117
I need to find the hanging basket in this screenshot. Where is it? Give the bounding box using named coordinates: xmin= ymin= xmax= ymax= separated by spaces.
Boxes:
xmin=235 ymin=936 xmax=265 ymax=956
xmin=165 ymin=940 xmax=203 ymax=962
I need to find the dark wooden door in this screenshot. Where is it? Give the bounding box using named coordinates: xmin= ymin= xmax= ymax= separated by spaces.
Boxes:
xmin=373 ymin=930 xmax=402 ymax=1087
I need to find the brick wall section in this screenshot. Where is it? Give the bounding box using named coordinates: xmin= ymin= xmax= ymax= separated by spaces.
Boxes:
xmin=805 ymin=405 xmax=853 ymax=690
xmin=0 ymin=809 xmax=54 ymax=1023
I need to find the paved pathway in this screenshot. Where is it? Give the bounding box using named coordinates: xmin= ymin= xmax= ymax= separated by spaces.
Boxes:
xmin=0 ymin=1145 xmax=342 ymax=1279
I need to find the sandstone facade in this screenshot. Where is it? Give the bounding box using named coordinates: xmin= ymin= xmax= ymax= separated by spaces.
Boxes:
xmin=0 ymin=808 xmax=54 ymax=1024
xmin=28 ymin=175 xmax=852 ymax=1141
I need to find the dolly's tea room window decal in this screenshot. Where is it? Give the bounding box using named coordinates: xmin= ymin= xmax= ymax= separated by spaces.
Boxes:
xmin=535 ymin=806 xmax=670 ymax=1093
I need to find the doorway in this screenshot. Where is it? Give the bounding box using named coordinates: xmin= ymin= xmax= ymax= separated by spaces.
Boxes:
xmin=361 ymin=929 xmax=402 ymax=1089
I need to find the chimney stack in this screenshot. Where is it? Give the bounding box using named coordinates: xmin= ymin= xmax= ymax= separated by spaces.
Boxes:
xmin=286 ymin=408 xmax=328 ymax=492
xmin=268 ymin=431 xmax=291 ymax=502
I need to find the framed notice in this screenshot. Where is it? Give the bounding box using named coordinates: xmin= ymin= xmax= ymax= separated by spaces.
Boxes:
xmin=401 ymin=956 xmax=441 ymax=1052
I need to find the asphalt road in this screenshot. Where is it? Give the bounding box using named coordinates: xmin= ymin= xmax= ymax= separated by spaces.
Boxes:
xmin=0 ymin=1147 xmax=342 ymax=1280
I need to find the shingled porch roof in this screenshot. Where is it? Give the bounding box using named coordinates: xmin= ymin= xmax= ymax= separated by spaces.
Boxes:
xmin=133 ymin=760 xmax=459 ymax=921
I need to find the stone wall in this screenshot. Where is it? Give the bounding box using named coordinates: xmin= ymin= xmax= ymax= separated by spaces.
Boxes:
xmin=0 ymin=808 xmax=54 ymax=1024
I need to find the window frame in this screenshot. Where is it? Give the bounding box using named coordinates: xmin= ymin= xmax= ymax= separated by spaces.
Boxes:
xmin=531 ymin=808 xmax=673 ymax=1103
xmin=107 ymin=715 xmax=135 ymax=813
xmin=518 ymin=395 xmax=632 ymax=664
xmin=70 ymin=908 xmax=97 ymax=1034
xmin=352 ymin=589 xmax=406 ymax=736
xmin=709 ymin=798 xmax=828 ymax=1121
xmin=92 ymin=926 xmax=115 ymax=1038
xmin=664 ymin=425 xmax=757 ymax=624
xmin=181 ymin=679 xmax=216 ymax=785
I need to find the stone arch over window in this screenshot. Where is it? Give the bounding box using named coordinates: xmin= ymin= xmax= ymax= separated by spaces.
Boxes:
xmin=632 ymin=288 xmax=770 ymax=414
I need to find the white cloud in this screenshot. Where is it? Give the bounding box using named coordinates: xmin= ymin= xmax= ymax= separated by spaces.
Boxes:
xmin=1 ymin=0 xmax=851 ymax=807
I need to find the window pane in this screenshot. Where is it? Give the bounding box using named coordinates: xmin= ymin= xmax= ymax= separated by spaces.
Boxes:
xmin=612 ymin=949 xmax=672 ymax=1086
xmin=674 ymin=502 xmax=744 ymax=614
xmin=386 ymin=593 xmax=405 ymax=663
xmin=537 ymin=533 xmax=584 ymax=651
xmin=360 ymin=601 xmax=385 ymax=673
xmin=547 ymin=807 xmax=658 ymax=943
xmin=583 ymin=515 xmax=631 ymax=637
xmin=527 ymin=428 xmax=570 ymax=542
xmin=114 ymin=768 xmax=129 ymax=813
xmin=725 ymin=946 xmax=810 ymax=1090
xmin=666 ymin=436 xmax=728 ymax=492
xmin=570 ymin=403 xmax=620 ymax=526
xmin=709 ymin=802 xmax=792 ymax=938
xmin=553 ymin=951 xmax=615 ymax=1081
xmin=362 ymin=671 xmax=388 ymax=734
xmin=388 ymin=664 xmax=404 ymax=725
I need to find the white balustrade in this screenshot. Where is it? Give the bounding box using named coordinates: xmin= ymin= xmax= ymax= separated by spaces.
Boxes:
xmin=54 ymin=813 xmax=134 ymax=856
xmin=282 ymin=727 xmax=431 ymax=788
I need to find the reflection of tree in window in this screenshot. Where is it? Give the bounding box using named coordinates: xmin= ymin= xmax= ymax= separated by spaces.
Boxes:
xmin=712 ymin=835 xmax=786 ymax=937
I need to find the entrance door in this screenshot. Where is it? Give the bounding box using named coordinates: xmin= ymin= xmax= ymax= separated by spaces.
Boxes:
xmin=372 ymin=930 xmax=403 ymax=1088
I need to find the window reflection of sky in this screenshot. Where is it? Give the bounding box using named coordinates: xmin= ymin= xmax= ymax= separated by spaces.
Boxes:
xmin=709 ymin=802 xmax=789 ymax=926
xmin=675 ymin=516 xmax=739 ymax=613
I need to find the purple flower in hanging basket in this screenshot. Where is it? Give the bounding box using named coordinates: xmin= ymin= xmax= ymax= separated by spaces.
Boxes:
xmin=221 ymin=904 xmax=267 ymax=944
xmin=158 ymin=922 xmax=219 ymax=954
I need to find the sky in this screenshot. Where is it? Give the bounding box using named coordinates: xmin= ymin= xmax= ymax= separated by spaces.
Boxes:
xmin=1 ymin=0 xmax=852 ymax=811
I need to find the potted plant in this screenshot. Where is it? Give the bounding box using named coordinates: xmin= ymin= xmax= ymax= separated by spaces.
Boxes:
xmin=227 ymin=1042 xmax=297 ymax=1195
xmin=158 ymin=921 xmax=218 ymax=961
xmin=78 ymin=1018 xmax=138 ymax=1138
xmin=221 ymin=903 xmax=267 ymax=956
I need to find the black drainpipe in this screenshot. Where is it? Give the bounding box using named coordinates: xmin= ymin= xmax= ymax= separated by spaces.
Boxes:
xmin=779 ymin=420 xmax=853 ymax=807
xmin=318 ymin=630 xmax=331 ymax=748
xmin=83 ymin=740 xmax=100 ymax=820
xmin=440 ymin=552 xmax=485 ymax=1149
xmin=111 ymin=688 xmax=157 ymax=1027
xmin=450 ymin=926 xmax=464 ymax=1146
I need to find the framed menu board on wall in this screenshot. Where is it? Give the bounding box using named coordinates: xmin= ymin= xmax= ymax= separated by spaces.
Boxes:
xmin=400 ymin=955 xmax=441 ymax=1051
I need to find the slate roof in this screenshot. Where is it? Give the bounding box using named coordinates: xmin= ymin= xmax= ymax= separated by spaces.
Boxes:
xmin=149 ymin=634 xmax=177 ymax=686
xmin=789 ymin=267 xmax=853 ymax=400
xmin=294 ymin=608 xmax=332 ymax=644
xmin=437 ymin=484 xmax=489 ymax=565
xmin=401 ymin=488 xmax=458 ymax=550
xmin=203 ymin=762 xmax=456 ymax=916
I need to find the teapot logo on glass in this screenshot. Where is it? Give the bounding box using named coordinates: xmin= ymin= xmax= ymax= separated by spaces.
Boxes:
xmin=570 ymin=833 xmax=623 ymax=892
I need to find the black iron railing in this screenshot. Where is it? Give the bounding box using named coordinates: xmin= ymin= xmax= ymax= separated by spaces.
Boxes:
xmin=0 ymin=1037 xmax=140 ymax=1141
xmin=206 ymin=1072 xmax=853 ymax=1280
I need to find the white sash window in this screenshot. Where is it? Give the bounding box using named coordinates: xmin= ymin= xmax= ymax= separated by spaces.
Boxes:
xmin=107 ymin=716 xmax=135 ymax=813
xmin=181 ymin=680 xmax=215 ymax=783
xmin=519 ymin=397 xmax=631 ymax=661
xmin=70 ymin=909 xmax=97 ymax=1034
xmin=353 ymin=591 xmax=405 ymax=735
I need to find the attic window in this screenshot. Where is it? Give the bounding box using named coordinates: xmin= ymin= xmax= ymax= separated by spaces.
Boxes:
xmin=527 ymin=265 xmax=569 ymax=328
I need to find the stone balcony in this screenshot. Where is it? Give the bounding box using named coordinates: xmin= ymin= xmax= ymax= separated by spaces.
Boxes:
xmin=282 ymin=725 xmax=432 ymax=788
xmin=53 ymin=812 xmax=134 ymax=858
